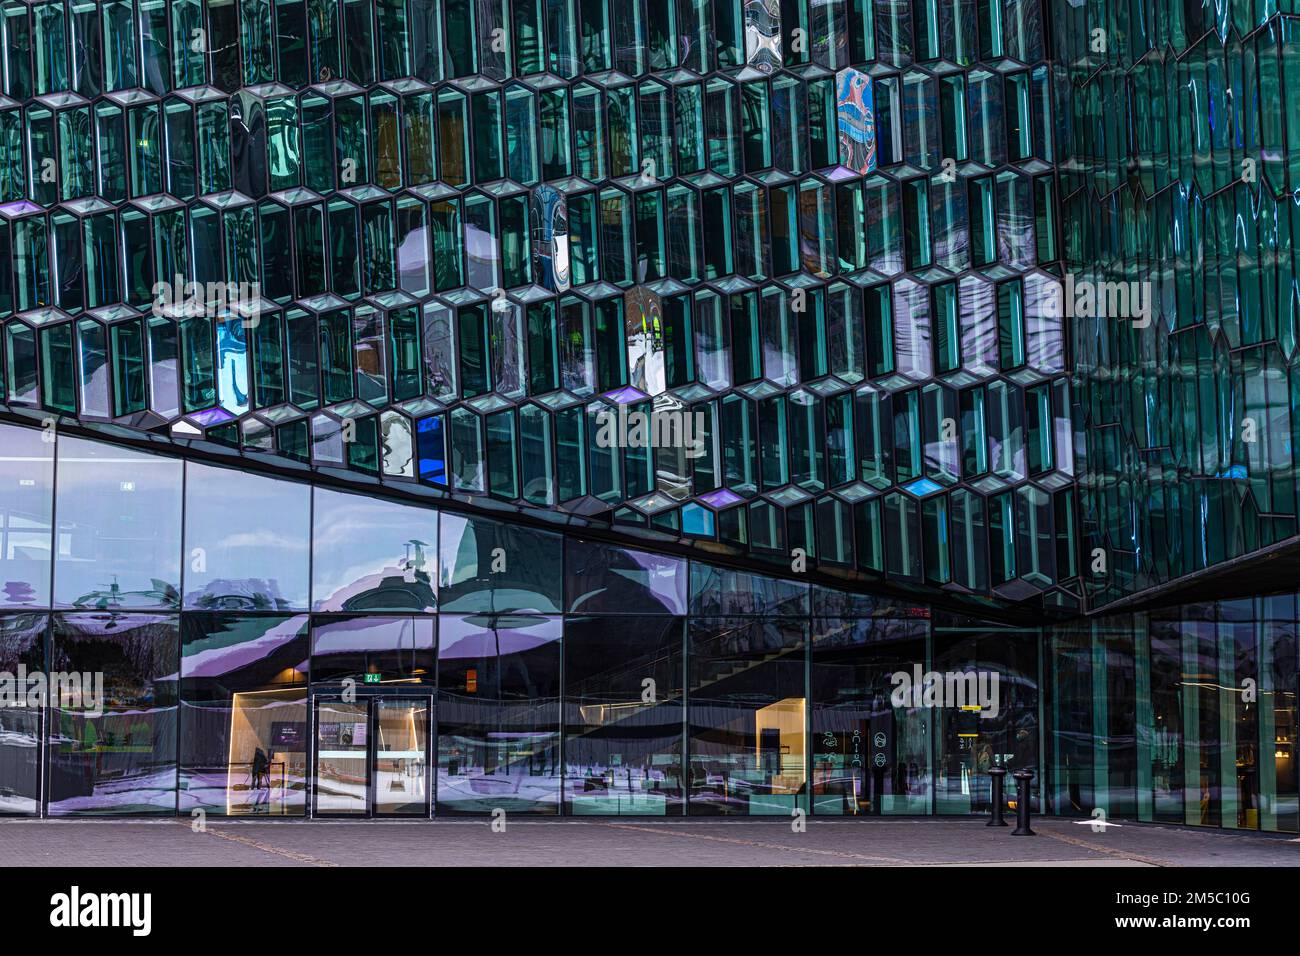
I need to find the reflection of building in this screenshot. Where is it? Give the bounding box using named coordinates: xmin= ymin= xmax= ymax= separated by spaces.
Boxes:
xmin=531 ymin=186 xmax=570 ymax=293
xmin=744 ymin=0 xmax=782 ymax=73
xmin=0 ymin=411 xmax=1296 ymax=831
xmin=624 ymin=286 xmax=665 ymax=396
xmin=835 ymin=68 xmax=875 ymax=174
xmin=318 ymin=540 xmax=436 ymax=613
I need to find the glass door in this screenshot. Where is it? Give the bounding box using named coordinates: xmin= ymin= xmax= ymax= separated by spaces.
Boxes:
xmin=314 ymin=699 xmax=370 ymax=816
xmin=312 ymin=695 xmax=432 ymax=817
xmin=373 ymin=698 xmax=430 ymax=816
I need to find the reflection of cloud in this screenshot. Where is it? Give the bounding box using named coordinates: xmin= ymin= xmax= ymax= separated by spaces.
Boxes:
xmin=313 ymin=617 xmax=433 ymax=653
xmin=312 ymin=501 xmax=434 ymax=549
xmin=311 ymin=492 xmax=437 ymax=608
xmin=218 ymin=531 xmax=308 ymax=551
xmin=398 ymin=226 xmax=428 ymax=277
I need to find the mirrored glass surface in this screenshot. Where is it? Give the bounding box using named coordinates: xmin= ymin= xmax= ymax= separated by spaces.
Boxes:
xmin=436 ymin=613 xmax=561 ymax=814
xmin=180 ymin=613 xmax=309 ymax=816
xmin=53 ymin=436 xmax=182 ymax=610
xmin=311 ymin=488 xmax=438 ymax=612
xmin=47 ymin=613 xmax=179 ymax=815
xmin=184 ymin=463 xmax=311 ymax=611
xmin=564 ymin=615 xmax=685 ymax=815
xmin=811 ymin=618 xmax=931 ymax=815
xmin=0 ymin=423 xmax=53 ymax=610
xmin=0 ymin=613 xmax=46 ymax=814
xmin=310 ymin=615 xmax=435 ymax=684
xmin=438 ymin=513 xmax=561 ymax=613
xmin=688 ymin=617 xmax=808 ymax=815
xmin=565 ymin=538 xmax=687 ymax=615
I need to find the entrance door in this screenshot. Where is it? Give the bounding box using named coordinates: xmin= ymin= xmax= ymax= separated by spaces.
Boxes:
xmin=312 ymin=695 xmax=432 ymax=817
xmin=372 ymin=698 xmax=430 ymax=816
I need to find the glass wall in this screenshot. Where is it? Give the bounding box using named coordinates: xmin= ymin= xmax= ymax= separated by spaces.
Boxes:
xmin=1045 ymin=616 xmax=1136 ymax=819
xmin=1046 ymin=597 xmax=1300 ymax=833
xmin=18 ymin=418 xmax=1300 ymax=830
xmin=436 ymin=613 xmax=562 ymax=814
xmin=934 ymin=621 xmax=1040 ymax=815
xmin=562 ymin=540 xmax=687 ymax=815
xmin=48 ymin=613 xmax=178 ymax=814
xmin=0 ymin=423 xmax=53 ymax=609
xmin=564 ymin=615 xmax=685 ymax=814
xmin=310 ymin=616 xmax=435 ymax=685
xmin=180 ymin=614 xmax=309 ymax=816
xmin=811 ymin=611 xmax=931 ymax=814
xmin=183 ymin=464 xmax=311 ymax=611
xmin=312 ymin=489 xmax=438 ymax=613
xmin=0 ymin=613 xmax=44 ymax=813
xmin=54 ymin=436 xmax=182 ymax=609
xmin=688 ymin=616 xmax=808 ymax=814
xmin=439 ymin=514 xmax=562 ymax=613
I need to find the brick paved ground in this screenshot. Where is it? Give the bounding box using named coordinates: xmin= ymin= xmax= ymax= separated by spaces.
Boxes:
xmin=2 ymin=816 xmax=1298 ymax=867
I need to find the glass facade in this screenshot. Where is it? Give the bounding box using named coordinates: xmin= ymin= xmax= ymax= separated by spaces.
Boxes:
xmin=0 ymin=0 xmax=1076 ymax=617
xmin=1060 ymin=4 xmax=1300 ymax=604
xmin=0 ymin=0 xmax=1297 ymax=834
xmin=1 ymin=415 xmax=1297 ymax=831
xmin=0 ymin=416 xmax=1065 ymax=819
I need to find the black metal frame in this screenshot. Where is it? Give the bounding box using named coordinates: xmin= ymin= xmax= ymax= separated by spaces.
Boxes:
xmin=309 ymin=686 xmax=436 ymax=819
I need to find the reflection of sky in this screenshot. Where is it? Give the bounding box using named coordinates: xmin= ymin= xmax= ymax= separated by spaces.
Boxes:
xmin=0 ymin=424 xmax=54 ymax=608
xmin=216 ymin=320 xmax=249 ymax=415
xmin=617 ymin=552 xmax=686 ymax=613
xmin=438 ymin=513 xmax=470 ymax=588
xmin=185 ymin=463 xmax=310 ymax=608
xmin=311 ymin=489 xmax=437 ymax=609
xmin=398 ymin=225 xmax=428 ymax=279
xmin=53 ymin=438 xmax=182 ymax=605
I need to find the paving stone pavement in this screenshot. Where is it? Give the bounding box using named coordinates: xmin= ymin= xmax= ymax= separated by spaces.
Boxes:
xmin=2 ymin=817 xmax=1299 ymax=867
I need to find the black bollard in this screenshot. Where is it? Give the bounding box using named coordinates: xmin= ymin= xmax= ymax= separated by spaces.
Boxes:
xmin=986 ymin=767 xmax=1008 ymax=826
xmin=1011 ymin=769 xmax=1035 ymax=836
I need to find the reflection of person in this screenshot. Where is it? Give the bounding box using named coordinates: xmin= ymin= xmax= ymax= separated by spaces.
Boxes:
xmin=1012 ymin=729 xmax=1035 ymax=770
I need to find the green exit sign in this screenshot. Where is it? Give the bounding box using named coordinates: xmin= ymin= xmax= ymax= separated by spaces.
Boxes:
xmin=363 ymin=674 xmax=381 ymax=684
